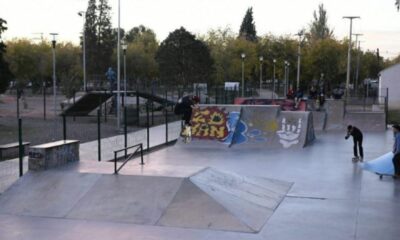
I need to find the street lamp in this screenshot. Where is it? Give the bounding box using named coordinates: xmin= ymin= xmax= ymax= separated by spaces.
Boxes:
xmin=122 ymin=41 xmax=127 ymax=106
xmin=50 ymin=33 xmax=58 ymax=139
xmin=296 ymin=31 xmax=304 ymax=90
xmin=272 ymin=59 xmax=276 ymax=99
xmin=78 ymin=11 xmax=87 ymax=92
xmin=285 ymin=61 xmax=290 ymax=97
xmin=241 ymin=53 xmax=246 ymax=97
xmin=259 ymin=56 xmax=264 ymax=94
xmin=353 ymin=33 xmax=363 ymax=95
xmin=117 ymin=0 xmax=121 ymax=130
xmin=343 ymin=16 xmax=360 ymax=99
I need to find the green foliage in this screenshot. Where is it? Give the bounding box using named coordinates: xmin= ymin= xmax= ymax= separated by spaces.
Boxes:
xmin=56 ymin=43 xmax=82 ymax=98
xmin=84 ymin=0 xmax=114 ymax=75
xmin=0 ymin=18 xmax=13 ymax=93
xmin=156 ymin=27 xmax=214 ymax=87
xmin=307 ymin=4 xmax=333 ymax=42
xmin=397 ymin=0 xmax=400 ymax=11
xmin=239 ymin=7 xmax=257 ymax=42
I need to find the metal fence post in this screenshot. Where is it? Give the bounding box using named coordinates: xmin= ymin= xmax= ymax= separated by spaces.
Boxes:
xmin=146 ymin=102 xmax=150 ymax=152
xmin=136 ymin=89 xmax=140 ymax=126
xmin=43 ymin=83 xmax=46 ymax=120
xmin=97 ymin=109 xmax=101 ymax=161
xmin=18 ymin=118 xmax=23 ymax=177
xmin=104 ymin=90 xmax=108 ymax=122
xmin=73 ymin=89 xmax=76 ymax=122
xmin=124 ymin=106 xmax=127 ymax=158
xmin=165 ymin=89 xmax=169 ymax=144
xmin=114 ymin=151 xmax=117 ymax=174
xmin=63 ymin=114 xmax=67 ymax=141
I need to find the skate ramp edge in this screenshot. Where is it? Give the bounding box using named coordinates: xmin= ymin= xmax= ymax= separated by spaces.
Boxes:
xmin=0 ymin=167 xmax=292 ymax=233
xmin=186 ymin=105 xmax=315 ymax=149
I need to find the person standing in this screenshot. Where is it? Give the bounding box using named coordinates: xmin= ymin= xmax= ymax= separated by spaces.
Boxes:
xmin=345 ymin=125 xmax=364 ymax=162
xmin=174 ymin=95 xmax=200 ymax=126
xmin=392 ymin=124 xmax=400 ymax=178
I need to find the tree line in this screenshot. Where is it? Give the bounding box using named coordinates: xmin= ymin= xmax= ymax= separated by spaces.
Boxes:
xmin=0 ymin=3 xmax=399 ymax=96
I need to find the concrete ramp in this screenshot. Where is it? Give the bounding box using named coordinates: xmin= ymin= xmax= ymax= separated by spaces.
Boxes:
xmin=187 ymin=105 xmax=315 ymax=149
xmin=0 ymin=167 xmax=292 ymax=233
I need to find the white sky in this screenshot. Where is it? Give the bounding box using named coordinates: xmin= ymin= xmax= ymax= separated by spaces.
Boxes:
xmin=1 ymin=0 xmax=399 ymax=58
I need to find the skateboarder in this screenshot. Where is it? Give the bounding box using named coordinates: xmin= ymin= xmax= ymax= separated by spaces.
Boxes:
xmin=345 ymin=125 xmax=364 ymax=162
xmin=174 ymin=95 xmax=200 ymax=126
xmin=392 ymin=124 xmax=400 ymax=178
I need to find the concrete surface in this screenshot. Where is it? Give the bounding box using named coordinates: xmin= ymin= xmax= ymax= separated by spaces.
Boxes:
xmin=0 ymin=123 xmax=399 ymax=240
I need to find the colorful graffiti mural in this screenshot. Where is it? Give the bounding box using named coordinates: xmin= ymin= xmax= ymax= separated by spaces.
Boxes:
xmin=234 ymin=98 xmax=307 ymax=111
xmin=191 ymin=107 xmax=229 ymax=140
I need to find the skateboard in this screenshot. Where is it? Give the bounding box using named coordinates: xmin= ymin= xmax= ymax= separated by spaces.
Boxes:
xmin=375 ymin=172 xmax=397 ymax=180
xmin=181 ymin=125 xmax=192 ymax=143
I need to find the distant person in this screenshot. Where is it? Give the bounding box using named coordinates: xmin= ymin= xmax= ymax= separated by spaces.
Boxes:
xmin=309 ymin=86 xmax=318 ymax=100
xmin=392 ymin=124 xmax=400 ymax=178
xmin=294 ymin=88 xmax=303 ymax=109
xmin=317 ymin=90 xmax=325 ymax=111
xmin=345 ymin=125 xmax=364 ymax=162
xmin=286 ymin=87 xmax=294 ymax=100
xmin=174 ymin=95 xmax=200 ymax=126
xmin=105 ymin=67 xmax=116 ymax=91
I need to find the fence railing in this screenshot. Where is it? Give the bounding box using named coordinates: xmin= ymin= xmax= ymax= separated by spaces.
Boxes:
xmin=114 ymin=143 xmax=144 ymax=174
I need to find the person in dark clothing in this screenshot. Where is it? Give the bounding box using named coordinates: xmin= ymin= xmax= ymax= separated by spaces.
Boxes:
xmin=345 ymin=125 xmax=364 ymax=162
xmin=174 ymin=95 xmax=200 ymax=126
xmin=392 ymin=124 xmax=400 ymax=178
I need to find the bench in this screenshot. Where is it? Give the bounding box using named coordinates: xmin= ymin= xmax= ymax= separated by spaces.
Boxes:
xmin=28 ymin=140 xmax=80 ymax=171
xmin=0 ymin=142 xmax=30 ymax=161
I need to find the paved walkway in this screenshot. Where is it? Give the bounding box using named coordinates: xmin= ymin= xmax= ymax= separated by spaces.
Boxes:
xmin=0 ymin=129 xmax=399 ymax=240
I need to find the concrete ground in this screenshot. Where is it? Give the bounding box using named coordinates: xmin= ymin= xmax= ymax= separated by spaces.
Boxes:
xmin=0 ymin=129 xmax=399 ymax=240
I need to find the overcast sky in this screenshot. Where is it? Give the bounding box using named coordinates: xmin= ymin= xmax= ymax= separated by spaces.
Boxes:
xmin=1 ymin=0 xmax=399 ymax=58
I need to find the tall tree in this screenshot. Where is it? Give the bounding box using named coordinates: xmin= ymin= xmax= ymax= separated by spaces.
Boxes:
xmin=97 ymin=0 xmax=114 ymax=73
xmin=84 ymin=0 xmax=114 ymax=76
xmin=397 ymin=0 xmax=399 ymax=11
xmin=156 ymin=27 xmax=214 ymax=87
xmin=308 ymin=4 xmax=333 ymax=41
xmin=84 ymin=0 xmax=98 ymax=76
xmin=239 ymin=7 xmax=257 ymax=42
xmin=0 ymin=18 xmax=13 ymax=93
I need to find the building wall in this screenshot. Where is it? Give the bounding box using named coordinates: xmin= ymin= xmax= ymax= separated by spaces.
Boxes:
xmin=379 ymin=64 xmax=400 ymax=110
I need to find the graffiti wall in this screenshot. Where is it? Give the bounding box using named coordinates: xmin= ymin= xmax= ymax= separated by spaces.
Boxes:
xmin=190 ymin=105 xmax=315 ymax=149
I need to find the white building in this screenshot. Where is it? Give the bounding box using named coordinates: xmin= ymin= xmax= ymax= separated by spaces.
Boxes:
xmin=379 ymin=63 xmax=400 ymax=110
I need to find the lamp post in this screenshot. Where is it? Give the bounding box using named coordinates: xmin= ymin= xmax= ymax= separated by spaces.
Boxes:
xmin=117 ymin=0 xmax=121 ymax=130
xmin=122 ymin=41 xmax=127 ymax=106
xmin=78 ymin=11 xmax=86 ymax=92
xmin=285 ymin=61 xmax=290 ymax=96
xmin=241 ymin=53 xmax=246 ymax=97
xmin=50 ymin=33 xmax=58 ymax=139
xmin=272 ymin=59 xmax=276 ymax=99
xmin=343 ymin=16 xmax=360 ymax=99
xmin=353 ymin=33 xmax=363 ymax=96
xmin=296 ymin=31 xmax=304 ymax=90
xmin=259 ymin=56 xmax=264 ymax=95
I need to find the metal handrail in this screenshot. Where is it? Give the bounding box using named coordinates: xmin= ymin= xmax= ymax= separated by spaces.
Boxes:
xmin=114 ymin=143 xmax=144 ymax=174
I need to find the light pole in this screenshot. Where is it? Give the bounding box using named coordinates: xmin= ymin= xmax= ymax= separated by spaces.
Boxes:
xmin=50 ymin=33 xmax=58 ymax=139
xmin=343 ymin=16 xmax=360 ymax=99
xmin=353 ymin=33 xmax=363 ymax=95
xmin=272 ymin=59 xmax=276 ymax=99
xmin=286 ymin=61 xmax=290 ymax=96
xmin=117 ymin=0 xmax=121 ymax=129
xmin=241 ymin=53 xmax=246 ymax=97
xmin=259 ymin=56 xmax=263 ymax=95
xmin=295 ymin=30 xmax=304 ymax=90
xmin=78 ymin=11 xmax=87 ymax=92
xmin=122 ymin=41 xmax=127 ymax=106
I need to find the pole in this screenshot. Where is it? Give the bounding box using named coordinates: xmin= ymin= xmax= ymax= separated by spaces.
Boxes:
xmin=124 ymin=106 xmax=127 ymax=159
xmin=117 ymin=0 xmax=121 ymax=130
xmin=43 ymin=81 xmax=46 ymax=120
xmin=343 ymin=16 xmax=360 ymax=99
xmin=124 ymin=49 xmax=127 ymax=106
xmin=18 ymin=118 xmax=23 ymax=177
xmin=241 ymin=58 xmax=245 ymax=97
xmin=296 ymin=32 xmax=303 ymax=90
xmin=63 ymin=114 xmax=66 ymax=140
xmin=355 ymin=40 xmax=361 ymax=96
xmin=17 ymin=90 xmax=20 ymax=119
xmin=146 ymin=102 xmax=150 ymax=151
xmin=165 ymin=90 xmax=168 ymax=144
xmin=97 ymin=109 xmax=101 ymax=161
xmin=51 ymin=35 xmax=57 ymax=139
xmin=273 ymin=60 xmax=276 ymax=99
xmin=259 ymin=58 xmax=263 ymax=94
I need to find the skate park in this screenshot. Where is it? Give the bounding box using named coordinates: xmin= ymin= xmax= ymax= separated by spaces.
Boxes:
xmin=1 ymin=1 xmax=400 ymax=239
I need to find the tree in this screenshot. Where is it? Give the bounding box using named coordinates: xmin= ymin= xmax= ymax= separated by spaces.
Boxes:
xmin=0 ymin=18 xmax=13 ymax=93
xmin=84 ymin=0 xmax=98 ymax=75
xmin=125 ymin=25 xmax=154 ymax=42
xmin=84 ymin=0 xmax=114 ymax=76
xmin=57 ymin=43 xmax=82 ymax=98
xmin=307 ymin=4 xmax=333 ymax=42
xmin=239 ymin=7 xmax=257 ymax=42
xmin=396 ymin=0 xmax=399 ymax=11
xmin=156 ymin=27 xmax=214 ymax=87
